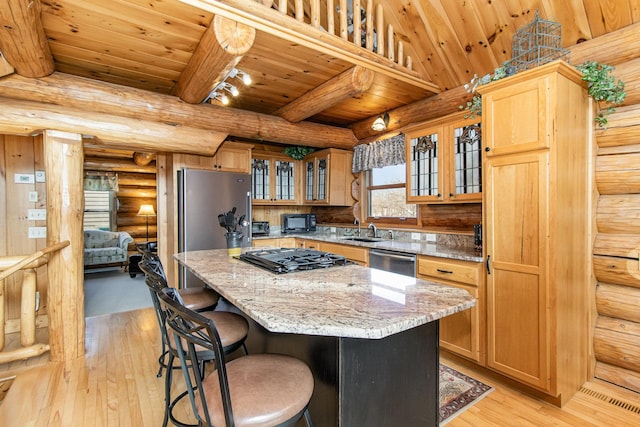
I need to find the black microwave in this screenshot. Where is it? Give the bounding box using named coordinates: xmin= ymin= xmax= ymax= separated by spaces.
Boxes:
xmin=281 ymin=213 xmax=316 ymax=233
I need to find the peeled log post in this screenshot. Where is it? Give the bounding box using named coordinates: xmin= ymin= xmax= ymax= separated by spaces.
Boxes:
xmin=20 ymin=269 xmax=36 ymax=347
xmin=0 ymin=97 xmax=225 ymax=155
xmin=173 ymin=15 xmax=255 ymax=104
xmin=596 ymin=283 xmax=640 ymax=323
xmin=274 ymin=66 xmax=374 ymax=123
xmin=0 ymin=73 xmax=358 ymax=148
xmin=0 ymin=0 xmax=54 ymax=77
xmin=84 ymin=157 xmax=156 ymax=174
xmin=593 ymin=255 xmax=640 ymax=289
xmin=594 ymin=315 xmax=640 ymax=372
xmin=44 ymin=130 xmax=85 ymax=362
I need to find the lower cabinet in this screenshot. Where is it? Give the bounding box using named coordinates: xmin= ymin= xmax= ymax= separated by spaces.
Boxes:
xmin=319 ymin=242 xmax=369 ymax=266
xmin=417 ymin=255 xmax=484 ymax=363
xmin=252 ymin=238 xmax=296 ymax=248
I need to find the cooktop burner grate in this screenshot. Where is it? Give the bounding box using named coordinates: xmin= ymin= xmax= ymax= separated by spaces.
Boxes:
xmin=238 ymin=248 xmax=351 ymax=274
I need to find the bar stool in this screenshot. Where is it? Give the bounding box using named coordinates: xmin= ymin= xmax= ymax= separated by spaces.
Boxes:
xmin=139 ymin=251 xmax=220 ymax=377
xmin=139 ymin=258 xmax=249 ymax=427
xmin=160 ymin=287 xmax=314 ymax=427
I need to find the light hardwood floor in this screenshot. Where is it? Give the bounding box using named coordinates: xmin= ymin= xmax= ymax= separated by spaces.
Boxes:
xmin=1 ymin=308 xmax=639 ymax=426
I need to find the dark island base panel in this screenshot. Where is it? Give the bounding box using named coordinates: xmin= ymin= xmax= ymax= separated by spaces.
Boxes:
xmin=219 ymin=300 xmax=440 ymax=427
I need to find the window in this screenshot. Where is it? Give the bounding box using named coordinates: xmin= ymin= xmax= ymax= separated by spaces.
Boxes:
xmin=367 ymin=163 xmax=416 ymax=222
xmin=84 ymin=190 xmax=116 ymax=230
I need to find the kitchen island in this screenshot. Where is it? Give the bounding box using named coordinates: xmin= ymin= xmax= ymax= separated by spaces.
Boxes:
xmin=175 ymin=248 xmax=476 ymax=426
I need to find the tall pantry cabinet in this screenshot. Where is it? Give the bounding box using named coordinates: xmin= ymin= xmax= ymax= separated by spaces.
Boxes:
xmin=478 ymin=61 xmax=592 ymax=404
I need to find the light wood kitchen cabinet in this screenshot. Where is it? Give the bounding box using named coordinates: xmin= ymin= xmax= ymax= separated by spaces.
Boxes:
xmin=320 ymin=241 xmax=369 ymax=266
xmin=478 ymin=61 xmax=591 ymax=403
xmin=303 ymin=149 xmax=354 ymax=206
xmin=252 ymin=237 xmax=296 ymax=248
xmin=417 ymin=255 xmax=484 ymax=363
xmin=172 ymin=142 xmax=253 ymax=174
xmin=405 ymin=112 xmax=482 ymax=204
xmin=251 ymin=151 xmax=299 ymax=205
xmin=295 ymin=238 xmax=320 ymax=250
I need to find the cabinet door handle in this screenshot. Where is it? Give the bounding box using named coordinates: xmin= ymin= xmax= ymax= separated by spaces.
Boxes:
xmin=486 ymin=255 xmax=491 ymax=275
xmin=485 ymin=147 xmax=491 ymax=152
xmin=436 ymin=269 xmax=453 ymax=274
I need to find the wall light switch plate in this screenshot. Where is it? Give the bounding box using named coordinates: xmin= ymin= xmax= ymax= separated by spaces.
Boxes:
xmin=28 ymin=227 xmax=47 ymax=238
xmin=29 ymin=191 xmax=39 ymax=202
xmin=35 ymin=171 xmax=46 ymax=182
xmin=28 ymin=209 xmax=46 ymax=220
xmin=14 ymin=173 xmax=35 ymax=184
xmin=411 ymin=233 xmax=421 ymax=240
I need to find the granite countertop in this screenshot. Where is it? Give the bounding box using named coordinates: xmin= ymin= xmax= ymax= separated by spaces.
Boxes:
xmin=253 ymin=232 xmax=484 ymax=263
xmin=175 ymin=249 xmax=476 ymax=340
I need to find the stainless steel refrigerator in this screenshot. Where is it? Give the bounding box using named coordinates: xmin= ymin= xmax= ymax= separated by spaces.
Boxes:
xmin=177 ymin=168 xmax=252 ymax=288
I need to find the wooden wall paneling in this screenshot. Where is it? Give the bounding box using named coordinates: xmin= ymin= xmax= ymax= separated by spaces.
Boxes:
xmin=32 ymin=135 xmax=49 ymax=317
xmin=3 ymin=136 xmax=39 ymax=320
xmin=0 ymin=135 xmax=6 ymax=257
xmin=418 ymin=203 xmax=482 ymax=232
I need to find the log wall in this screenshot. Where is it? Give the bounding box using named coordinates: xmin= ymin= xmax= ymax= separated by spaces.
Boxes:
xmin=83 ymin=147 xmax=157 ymax=249
xmin=593 ymin=104 xmax=640 ymax=390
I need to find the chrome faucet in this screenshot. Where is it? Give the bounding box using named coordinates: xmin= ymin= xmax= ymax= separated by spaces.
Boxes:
xmin=354 ymin=218 xmax=361 ymax=236
xmin=368 ymin=222 xmax=378 ymax=238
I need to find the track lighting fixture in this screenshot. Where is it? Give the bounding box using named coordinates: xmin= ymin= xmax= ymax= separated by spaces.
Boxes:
xmin=203 ymin=67 xmax=251 ymax=105
xmin=371 ymin=112 xmax=390 ymax=132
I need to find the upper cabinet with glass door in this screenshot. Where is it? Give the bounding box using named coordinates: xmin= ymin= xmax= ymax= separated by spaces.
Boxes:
xmin=252 ymin=151 xmax=299 ymax=205
xmin=304 ymin=148 xmax=353 ymax=206
xmin=405 ymin=113 xmax=482 ymax=204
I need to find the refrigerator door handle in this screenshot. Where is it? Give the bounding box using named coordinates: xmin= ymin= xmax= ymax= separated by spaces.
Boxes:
xmin=246 ymin=191 xmax=252 ymax=243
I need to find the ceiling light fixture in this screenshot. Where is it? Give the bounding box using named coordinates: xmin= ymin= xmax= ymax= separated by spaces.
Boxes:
xmin=371 ymin=112 xmax=390 ymax=132
xmin=204 ymin=67 xmax=251 ymax=105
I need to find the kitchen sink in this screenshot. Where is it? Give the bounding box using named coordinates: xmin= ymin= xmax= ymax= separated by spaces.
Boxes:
xmin=341 ymin=237 xmax=382 ymax=242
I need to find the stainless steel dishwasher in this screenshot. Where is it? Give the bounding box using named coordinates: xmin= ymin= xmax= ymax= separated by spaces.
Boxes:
xmin=369 ymin=248 xmax=416 ymax=277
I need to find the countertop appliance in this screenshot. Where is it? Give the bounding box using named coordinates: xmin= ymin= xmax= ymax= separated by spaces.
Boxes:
xmin=239 ymin=248 xmax=350 ymax=273
xmin=281 ymin=213 xmax=316 ymax=233
xmin=251 ymin=221 xmax=270 ymax=236
xmin=369 ymin=248 xmax=416 ymax=277
xmin=178 ymin=168 xmax=251 ymax=288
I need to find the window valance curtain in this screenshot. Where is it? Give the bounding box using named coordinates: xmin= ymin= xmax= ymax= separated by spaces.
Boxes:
xmin=352 ymin=134 xmax=406 ymax=173
xmin=84 ymin=173 xmax=119 ymax=191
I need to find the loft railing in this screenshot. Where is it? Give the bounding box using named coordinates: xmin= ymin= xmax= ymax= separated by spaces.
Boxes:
xmin=0 ymin=241 xmax=69 ymax=364
xmin=270 ymin=0 xmax=413 ymax=70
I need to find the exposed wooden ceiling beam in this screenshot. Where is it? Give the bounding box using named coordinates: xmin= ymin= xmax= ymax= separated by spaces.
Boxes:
xmin=351 ymin=86 xmax=472 ymax=141
xmin=0 ymin=96 xmax=225 ymax=155
xmin=173 ymin=15 xmax=256 ymax=103
xmin=274 ymin=66 xmax=375 ymax=123
xmin=0 ymin=0 xmax=54 ymax=77
xmin=0 ymin=73 xmax=358 ymax=148
xmin=179 ymin=0 xmax=440 ymax=94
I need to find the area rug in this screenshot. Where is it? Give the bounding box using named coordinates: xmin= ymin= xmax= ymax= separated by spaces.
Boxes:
xmin=439 ymin=363 xmax=493 ymax=424
xmin=84 ymin=270 xmax=152 ymax=317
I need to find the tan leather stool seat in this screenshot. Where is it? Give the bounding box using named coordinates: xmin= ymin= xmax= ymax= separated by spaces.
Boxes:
xmin=177 ymin=287 xmax=219 ymax=311
xmin=197 ymin=354 xmax=314 ymax=427
xmin=168 ymin=310 xmax=249 ymax=351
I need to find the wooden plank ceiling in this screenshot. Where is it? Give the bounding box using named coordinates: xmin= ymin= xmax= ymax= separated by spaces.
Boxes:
xmin=1 ymin=0 xmax=639 ymax=143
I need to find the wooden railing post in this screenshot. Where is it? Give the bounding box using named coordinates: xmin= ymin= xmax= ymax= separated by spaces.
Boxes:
xmin=44 ymin=130 xmax=85 ymax=363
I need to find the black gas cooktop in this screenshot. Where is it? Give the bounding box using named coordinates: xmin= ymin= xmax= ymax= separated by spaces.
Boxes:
xmin=238 ymin=248 xmax=351 ymax=274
